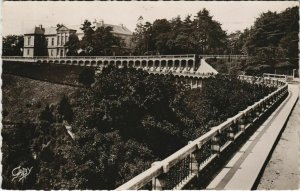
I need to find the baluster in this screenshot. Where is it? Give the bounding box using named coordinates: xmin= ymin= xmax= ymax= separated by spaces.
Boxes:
xmin=211 ymin=131 xmax=220 ymax=156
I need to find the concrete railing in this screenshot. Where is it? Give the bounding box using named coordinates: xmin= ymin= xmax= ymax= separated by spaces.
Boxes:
xmin=115 ymin=75 xmax=288 ymax=190
xmin=2 ymin=54 xmax=196 ymax=61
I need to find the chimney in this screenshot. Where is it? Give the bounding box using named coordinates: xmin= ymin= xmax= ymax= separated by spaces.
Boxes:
xmin=39 ymin=25 xmax=43 ymax=29
xmin=99 ymin=19 xmax=104 ymax=26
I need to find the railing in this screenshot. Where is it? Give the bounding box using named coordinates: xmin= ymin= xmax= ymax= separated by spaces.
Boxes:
xmin=2 ymin=54 xmax=196 ymax=61
xmin=199 ymin=54 xmax=248 ymax=59
xmin=115 ymin=75 xmax=288 ymax=190
xmin=263 ymin=73 xmax=287 ymax=81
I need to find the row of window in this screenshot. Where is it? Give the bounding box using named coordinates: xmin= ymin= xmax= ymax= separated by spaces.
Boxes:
xmin=47 ymin=35 xmax=69 ymax=46
xmin=27 ymin=36 xmax=69 ymax=46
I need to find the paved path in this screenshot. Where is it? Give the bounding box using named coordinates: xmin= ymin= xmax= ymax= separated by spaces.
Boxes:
xmin=257 ymin=83 xmax=300 ymax=190
xmin=207 ymin=84 xmax=299 ymax=190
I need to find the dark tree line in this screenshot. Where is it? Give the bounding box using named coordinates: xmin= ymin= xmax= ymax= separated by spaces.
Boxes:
xmin=132 ymin=9 xmax=228 ymax=55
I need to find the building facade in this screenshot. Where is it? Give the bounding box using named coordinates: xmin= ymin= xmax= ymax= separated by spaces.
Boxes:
xmin=23 ymin=21 xmax=133 ymax=57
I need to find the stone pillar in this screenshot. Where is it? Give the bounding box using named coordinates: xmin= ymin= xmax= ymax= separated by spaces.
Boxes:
xmin=152 ymin=162 xmax=166 ymax=190
xmin=211 ymin=131 xmax=220 ymax=156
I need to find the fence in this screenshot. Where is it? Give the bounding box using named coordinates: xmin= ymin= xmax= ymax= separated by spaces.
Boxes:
xmin=115 ymin=75 xmax=288 ymax=190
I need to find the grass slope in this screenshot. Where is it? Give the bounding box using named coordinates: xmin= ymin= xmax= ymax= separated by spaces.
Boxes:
xmin=2 ymin=74 xmax=78 ymax=123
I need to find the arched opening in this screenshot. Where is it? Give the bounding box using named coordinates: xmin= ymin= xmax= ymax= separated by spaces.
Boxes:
xmin=142 ymin=60 xmax=147 ymax=70
xmin=66 ymin=60 xmax=72 ymax=65
xmin=174 ymin=60 xmax=180 ymax=72
xmin=49 ymin=60 xmax=54 ymax=64
xmin=135 ymin=60 xmax=141 ymax=68
xmin=123 ymin=60 xmax=128 ymax=68
xmin=54 ymin=60 xmax=59 ymax=65
xmin=84 ymin=60 xmax=90 ymax=66
xmin=161 ymin=60 xmax=167 ymax=72
xmin=188 ymin=60 xmax=194 ymax=72
xmin=91 ymin=60 xmax=96 ymax=67
xmin=181 ymin=60 xmax=187 ymax=72
xmin=72 ymin=60 xmax=77 ymax=65
xmin=97 ymin=60 xmax=102 ymax=66
xmin=110 ymin=60 xmax=115 ymax=66
xmin=116 ymin=61 xmax=122 ymax=68
xmin=154 ymin=60 xmax=160 ymax=72
xmin=128 ymin=60 xmax=134 ymax=68
xmin=104 ymin=60 xmax=109 ymax=67
xmin=148 ymin=60 xmax=154 ymax=71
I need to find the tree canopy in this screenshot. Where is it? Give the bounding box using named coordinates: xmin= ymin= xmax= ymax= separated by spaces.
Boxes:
xmin=132 ymin=9 xmax=228 ymax=55
xmin=3 ymin=35 xmax=24 ymax=56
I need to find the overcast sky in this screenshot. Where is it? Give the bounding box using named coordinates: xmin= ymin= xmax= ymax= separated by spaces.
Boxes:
xmin=2 ymin=1 xmax=299 ymax=36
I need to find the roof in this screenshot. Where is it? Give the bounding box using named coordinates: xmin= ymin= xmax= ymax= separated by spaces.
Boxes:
xmin=24 ymin=26 xmax=45 ymax=35
xmin=102 ymin=24 xmax=133 ymax=35
xmin=25 ymin=22 xmax=133 ymax=36
xmin=44 ymin=27 xmax=57 ymax=35
xmin=196 ymin=59 xmax=218 ymax=74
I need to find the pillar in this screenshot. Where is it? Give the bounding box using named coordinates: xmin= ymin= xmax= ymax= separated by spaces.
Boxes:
xmin=152 ymin=162 xmax=166 ymax=190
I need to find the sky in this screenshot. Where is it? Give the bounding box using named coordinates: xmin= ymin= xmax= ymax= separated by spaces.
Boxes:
xmin=2 ymin=1 xmax=299 ymax=36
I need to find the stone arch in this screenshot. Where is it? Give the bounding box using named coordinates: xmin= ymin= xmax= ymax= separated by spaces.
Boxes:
xmin=54 ymin=60 xmax=59 ymax=64
xmin=121 ymin=60 xmax=128 ymax=67
xmin=148 ymin=60 xmax=154 ymax=71
xmin=49 ymin=60 xmax=54 ymax=64
xmin=128 ymin=60 xmax=134 ymax=67
xmin=188 ymin=59 xmax=194 ymax=71
xmin=109 ymin=60 xmax=115 ymax=66
xmin=104 ymin=60 xmax=109 ymax=67
xmin=142 ymin=60 xmax=147 ymax=69
xmin=84 ymin=60 xmax=90 ymax=66
xmin=72 ymin=60 xmax=78 ymax=65
xmin=66 ymin=60 xmax=72 ymax=65
xmin=116 ymin=60 xmax=122 ymax=68
xmin=97 ymin=60 xmax=103 ymax=66
xmin=91 ymin=60 xmax=97 ymax=67
xmin=135 ymin=60 xmax=141 ymax=68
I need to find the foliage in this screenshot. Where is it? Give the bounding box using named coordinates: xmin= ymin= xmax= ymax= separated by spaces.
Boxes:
xmin=2 ymin=67 xmax=275 ymax=189
xmin=2 ymin=35 xmax=24 ymax=56
xmin=80 ymin=20 xmax=123 ymax=56
xmin=132 ymin=9 xmax=228 ymax=55
xmin=230 ymin=6 xmax=299 ymax=74
xmin=78 ymin=68 xmax=95 ymax=87
xmin=34 ymin=35 xmax=48 ymax=56
xmin=57 ymin=95 xmax=73 ymax=123
xmin=65 ymin=34 xmax=80 ymax=56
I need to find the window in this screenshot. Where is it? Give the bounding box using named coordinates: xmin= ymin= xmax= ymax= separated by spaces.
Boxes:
xmin=28 ymin=36 xmax=31 ymax=45
xmin=27 ymin=49 xmax=30 ymax=55
xmin=51 ymin=50 xmax=53 ymax=56
xmin=46 ymin=38 xmax=48 ymax=46
xmin=58 ymin=36 xmax=60 ymax=45
xmin=52 ymin=38 xmax=54 ymax=46
xmin=62 ymin=36 xmax=64 ymax=45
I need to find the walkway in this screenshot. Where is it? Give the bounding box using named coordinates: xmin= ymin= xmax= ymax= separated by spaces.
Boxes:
xmin=257 ymin=83 xmax=300 ymax=189
xmin=207 ymin=84 xmax=299 ymax=190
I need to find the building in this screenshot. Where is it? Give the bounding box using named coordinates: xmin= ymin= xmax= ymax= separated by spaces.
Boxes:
xmin=23 ymin=20 xmax=133 ymax=57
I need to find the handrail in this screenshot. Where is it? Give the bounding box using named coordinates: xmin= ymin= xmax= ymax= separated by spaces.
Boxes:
xmin=116 ymin=75 xmax=288 ymax=190
xmin=2 ymin=54 xmax=196 ymax=60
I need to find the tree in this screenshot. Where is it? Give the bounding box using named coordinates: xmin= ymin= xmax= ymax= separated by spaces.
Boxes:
xmin=78 ymin=68 xmax=95 ymax=86
xmin=57 ymin=95 xmax=73 ymax=123
xmin=80 ymin=20 xmax=95 ymax=55
xmin=90 ymin=26 xmax=123 ymax=56
xmin=39 ymin=104 xmax=54 ymax=123
xmin=34 ymin=35 xmax=48 ymax=56
xmin=3 ymin=35 xmax=24 ymax=56
xmin=65 ymin=34 xmax=80 ymax=56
